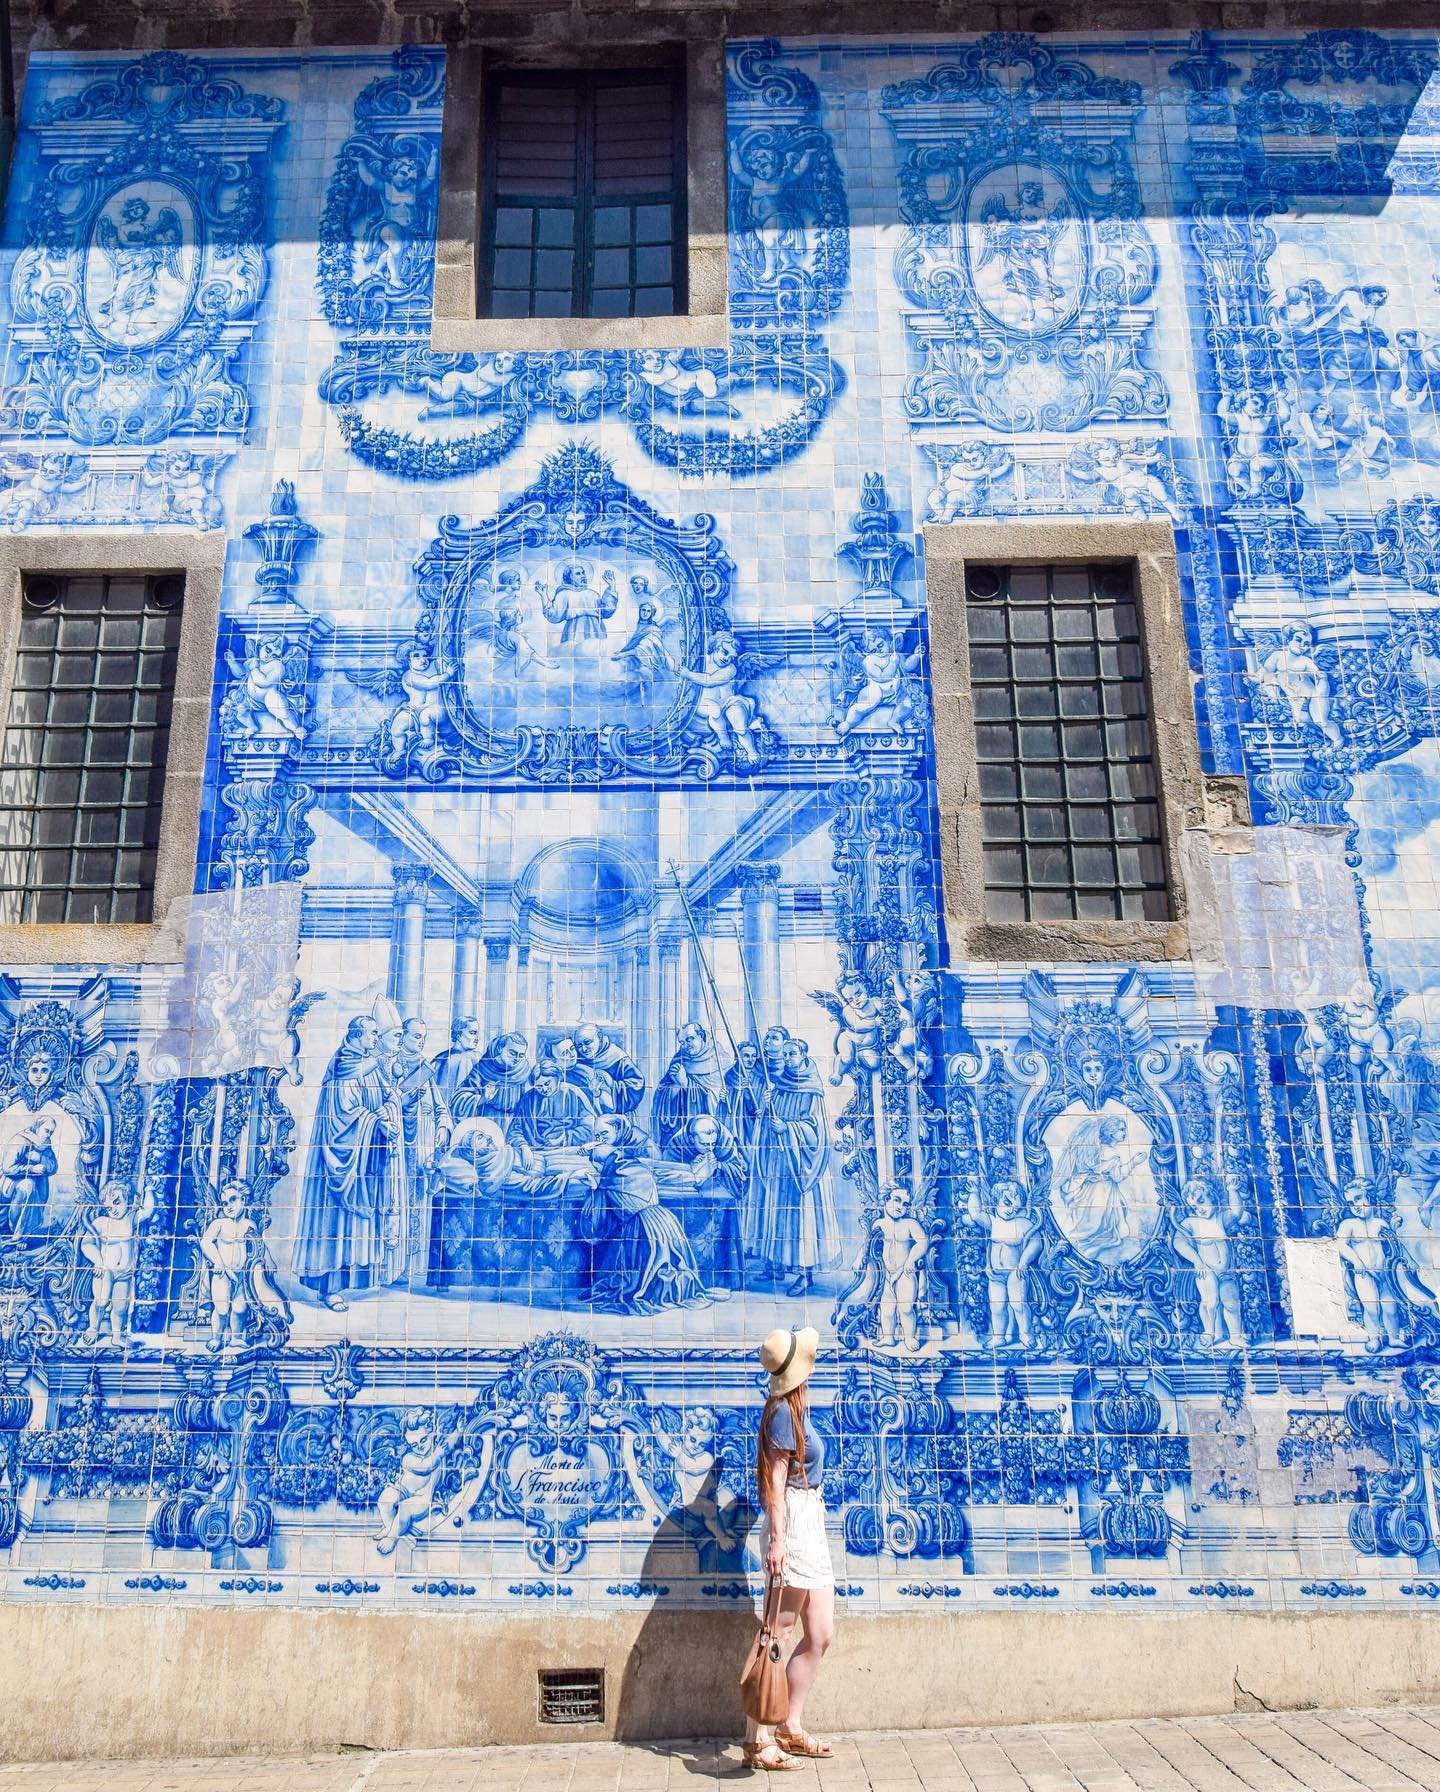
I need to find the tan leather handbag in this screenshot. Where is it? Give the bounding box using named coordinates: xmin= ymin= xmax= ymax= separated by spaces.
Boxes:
xmin=739 ymin=1574 xmax=790 ymax=1725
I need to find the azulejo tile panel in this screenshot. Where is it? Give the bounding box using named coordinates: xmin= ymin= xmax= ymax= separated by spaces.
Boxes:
xmin=0 ymin=27 xmax=1436 ymax=1612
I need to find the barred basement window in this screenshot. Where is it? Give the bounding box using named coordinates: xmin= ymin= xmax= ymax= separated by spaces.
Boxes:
xmin=537 ymin=1668 xmax=604 ymax=1725
xmin=0 ymin=572 xmax=184 ymax=926
xmin=965 ymin=561 xmax=1169 ymax=923
xmin=479 ymin=67 xmax=687 ymax=320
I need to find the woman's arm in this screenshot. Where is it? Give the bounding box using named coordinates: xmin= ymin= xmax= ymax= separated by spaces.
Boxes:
xmin=763 ymin=1453 xmax=789 ymax=1580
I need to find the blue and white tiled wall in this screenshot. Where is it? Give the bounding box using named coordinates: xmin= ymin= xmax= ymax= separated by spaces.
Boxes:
xmin=0 ymin=27 xmax=1439 ymax=1614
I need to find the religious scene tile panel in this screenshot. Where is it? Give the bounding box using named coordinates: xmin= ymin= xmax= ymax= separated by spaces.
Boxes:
xmin=0 ymin=28 xmax=1436 ymax=1611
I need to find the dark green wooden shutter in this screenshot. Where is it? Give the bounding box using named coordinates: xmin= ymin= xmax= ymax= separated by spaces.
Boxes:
xmin=480 ymin=67 xmax=685 ymax=320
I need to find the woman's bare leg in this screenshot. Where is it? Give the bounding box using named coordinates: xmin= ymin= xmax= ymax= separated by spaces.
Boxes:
xmin=783 ymin=1585 xmax=833 ymax=1732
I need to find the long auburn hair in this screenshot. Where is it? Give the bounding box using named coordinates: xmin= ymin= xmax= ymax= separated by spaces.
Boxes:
xmin=756 ymin=1386 xmax=807 ymax=1499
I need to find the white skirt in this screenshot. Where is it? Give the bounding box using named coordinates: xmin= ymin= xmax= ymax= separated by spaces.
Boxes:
xmin=759 ymin=1484 xmax=835 ymax=1591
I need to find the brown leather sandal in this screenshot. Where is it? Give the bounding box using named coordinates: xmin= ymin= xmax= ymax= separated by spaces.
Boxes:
xmin=742 ymin=1741 xmax=803 ymax=1772
xmin=776 ymin=1725 xmax=833 ymax=1758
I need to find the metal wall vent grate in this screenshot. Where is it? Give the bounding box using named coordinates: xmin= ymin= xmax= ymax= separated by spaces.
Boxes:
xmin=538 ymin=1668 xmax=604 ymax=1725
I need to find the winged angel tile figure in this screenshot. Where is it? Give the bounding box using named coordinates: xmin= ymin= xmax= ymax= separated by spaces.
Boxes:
xmin=975 ymin=180 xmax=1072 ymax=330
xmin=92 ymin=197 xmax=185 ymax=339
xmin=672 ymin=632 xmax=778 ymax=768
xmin=351 ymin=643 xmax=457 ymax=776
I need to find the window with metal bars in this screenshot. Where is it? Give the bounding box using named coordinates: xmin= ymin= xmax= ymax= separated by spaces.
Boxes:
xmin=0 ymin=572 xmax=183 ymax=926
xmin=537 ymin=1668 xmax=604 ymax=1724
xmin=965 ymin=561 xmax=1170 ymax=924
xmin=479 ymin=67 xmax=686 ymax=319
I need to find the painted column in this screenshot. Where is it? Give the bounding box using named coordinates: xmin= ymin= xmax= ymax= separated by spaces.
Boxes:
xmin=513 ymin=943 xmax=532 ymax=1036
xmin=618 ymin=948 xmax=636 ymax=1043
xmin=737 ymin=862 xmax=783 ymax=1039
xmin=387 ymin=865 xmax=431 ymax=1020
xmin=658 ymin=938 xmax=681 ymax=1061
xmin=483 ymin=936 xmax=512 ymax=1042
xmin=687 ymin=905 xmax=711 ymax=1024
xmin=631 ymin=945 xmax=653 ymax=1083
xmin=451 ymin=906 xmax=485 ymax=1032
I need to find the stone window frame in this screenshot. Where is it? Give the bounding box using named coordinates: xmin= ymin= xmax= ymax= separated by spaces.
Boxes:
xmin=0 ymin=532 xmax=225 ymax=966
xmin=924 ymin=518 xmax=1215 ymax=964
xmin=434 ymin=39 xmax=728 ymax=353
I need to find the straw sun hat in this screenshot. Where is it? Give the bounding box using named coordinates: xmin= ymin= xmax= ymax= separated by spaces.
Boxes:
xmin=759 ymin=1325 xmax=819 ymax=1397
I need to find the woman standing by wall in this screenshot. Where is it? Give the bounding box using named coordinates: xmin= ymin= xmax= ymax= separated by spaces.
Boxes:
xmin=743 ymin=1325 xmax=836 ymax=1772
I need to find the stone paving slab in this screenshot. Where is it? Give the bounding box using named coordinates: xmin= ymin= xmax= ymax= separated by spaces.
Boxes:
xmin=4 ymin=1709 xmax=1440 ymax=1791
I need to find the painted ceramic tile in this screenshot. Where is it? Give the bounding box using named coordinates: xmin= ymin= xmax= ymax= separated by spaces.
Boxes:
xmin=0 ymin=27 xmax=1437 ymax=1611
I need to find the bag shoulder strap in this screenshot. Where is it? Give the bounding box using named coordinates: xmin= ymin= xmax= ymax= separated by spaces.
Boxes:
xmin=759 ymin=1572 xmax=785 ymax=1635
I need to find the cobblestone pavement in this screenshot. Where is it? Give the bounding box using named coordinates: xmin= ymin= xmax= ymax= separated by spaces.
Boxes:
xmin=6 ymin=1708 xmax=1440 ymax=1791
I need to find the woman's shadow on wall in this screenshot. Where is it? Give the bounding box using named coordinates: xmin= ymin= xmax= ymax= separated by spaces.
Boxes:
xmin=612 ymin=1473 xmax=763 ymax=1765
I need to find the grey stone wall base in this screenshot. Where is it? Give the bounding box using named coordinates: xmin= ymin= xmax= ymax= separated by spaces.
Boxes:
xmin=2 ymin=1603 xmax=1439 ymax=1756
